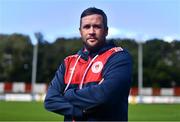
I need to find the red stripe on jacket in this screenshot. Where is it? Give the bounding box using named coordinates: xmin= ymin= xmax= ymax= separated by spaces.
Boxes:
xmin=64 ymin=47 xmax=123 ymax=85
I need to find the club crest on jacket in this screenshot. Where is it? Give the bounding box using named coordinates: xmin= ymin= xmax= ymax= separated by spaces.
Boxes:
xmin=91 ymin=61 xmax=103 ymax=73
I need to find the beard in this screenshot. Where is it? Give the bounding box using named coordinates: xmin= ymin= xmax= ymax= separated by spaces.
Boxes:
xmin=83 ymin=38 xmax=106 ymax=52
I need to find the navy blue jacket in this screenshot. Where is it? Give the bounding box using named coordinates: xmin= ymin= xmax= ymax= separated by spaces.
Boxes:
xmin=44 ymin=42 xmax=132 ymax=121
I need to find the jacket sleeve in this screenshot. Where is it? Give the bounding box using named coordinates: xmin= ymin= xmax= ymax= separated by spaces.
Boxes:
xmin=64 ymin=50 xmax=132 ymax=110
xmin=44 ymin=62 xmax=83 ymax=117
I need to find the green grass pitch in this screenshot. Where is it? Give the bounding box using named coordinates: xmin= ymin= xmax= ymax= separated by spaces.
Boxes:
xmin=0 ymin=101 xmax=180 ymax=121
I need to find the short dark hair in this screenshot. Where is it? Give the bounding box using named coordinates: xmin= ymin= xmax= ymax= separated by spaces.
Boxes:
xmin=80 ymin=7 xmax=108 ymax=30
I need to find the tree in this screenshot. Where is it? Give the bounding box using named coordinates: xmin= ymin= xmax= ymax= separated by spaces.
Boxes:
xmin=0 ymin=33 xmax=33 ymax=82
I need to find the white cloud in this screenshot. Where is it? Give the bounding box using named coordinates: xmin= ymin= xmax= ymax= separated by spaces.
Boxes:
xmin=163 ymin=36 xmax=174 ymax=42
xmin=107 ymin=27 xmax=121 ymax=38
xmin=107 ymin=27 xmax=150 ymax=42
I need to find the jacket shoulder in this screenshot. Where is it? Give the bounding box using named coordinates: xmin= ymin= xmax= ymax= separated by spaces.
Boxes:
xmin=106 ymin=48 xmax=132 ymax=65
xmin=110 ymin=47 xmax=123 ymax=52
xmin=64 ymin=54 xmax=79 ymax=62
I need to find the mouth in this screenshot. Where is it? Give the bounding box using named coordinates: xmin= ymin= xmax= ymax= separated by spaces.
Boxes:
xmin=88 ymin=38 xmax=96 ymax=40
xmin=87 ymin=37 xmax=97 ymax=41
xmin=87 ymin=38 xmax=97 ymax=44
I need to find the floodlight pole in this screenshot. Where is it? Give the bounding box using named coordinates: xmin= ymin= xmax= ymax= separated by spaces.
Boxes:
xmin=31 ymin=41 xmax=38 ymax=100
xmin=138 ymin=42 xmax=143 ymax=103
xmin=31 ymin=32 xmax=42 ymax=101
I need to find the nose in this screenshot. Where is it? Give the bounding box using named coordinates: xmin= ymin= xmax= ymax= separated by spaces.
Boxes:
xmin=89 ymin=26 xmax=95 ymax=34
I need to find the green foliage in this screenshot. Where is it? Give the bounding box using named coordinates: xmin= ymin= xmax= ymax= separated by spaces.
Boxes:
xmin=0 ymin=33 xmax=32 ymax=82
xmin=143 ymin=39 xmax=180 ymax=87
xmin=0 ymin=33 xmax=180 ymax=88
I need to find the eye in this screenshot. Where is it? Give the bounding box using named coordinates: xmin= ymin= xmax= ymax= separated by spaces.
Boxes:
xmin=93 ymin=24 xmax=102 ymax=29
xmin=82 ymin=24 xmax=90 ymax=29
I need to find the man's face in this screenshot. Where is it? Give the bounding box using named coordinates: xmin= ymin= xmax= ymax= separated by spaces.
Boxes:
xmin=79 ymin=14 xmax=108 ymax=51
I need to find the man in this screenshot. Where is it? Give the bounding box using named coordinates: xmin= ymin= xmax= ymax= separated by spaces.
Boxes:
xmin=44 ymin=7 xmax=132 ymax=121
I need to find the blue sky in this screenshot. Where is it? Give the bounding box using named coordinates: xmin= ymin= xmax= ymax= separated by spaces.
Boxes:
xmin=0 ymin=0 xmax=179 ymax=44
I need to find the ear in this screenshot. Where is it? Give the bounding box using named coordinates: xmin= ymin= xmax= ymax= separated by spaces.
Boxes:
xmin=79 ymin=27 xmax=82 ymax=36
xmin=105 ymin=27 xmax=108 ymax=36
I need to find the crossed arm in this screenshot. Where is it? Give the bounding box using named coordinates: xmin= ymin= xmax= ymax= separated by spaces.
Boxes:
xmin=44 ymin=51 xmax=132 ymax=117
xmin=64 ymin=51 xmax=132 ymax=110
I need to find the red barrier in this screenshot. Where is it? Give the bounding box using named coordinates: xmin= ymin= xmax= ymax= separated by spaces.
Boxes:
xmin=4 ymin=82 xmax=12 ymax=93
xmin=25 ymin=83 xmax=32 ymax=93
xmin=2 ymin=83 xmax=180 ymax=96
xmin=152 ymin=88 xmax=160 ymax=96
xmin=174 ymin=87 xmax=180 ymax=96
xmin=130 ymin=87 xmax=138 ymax=96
